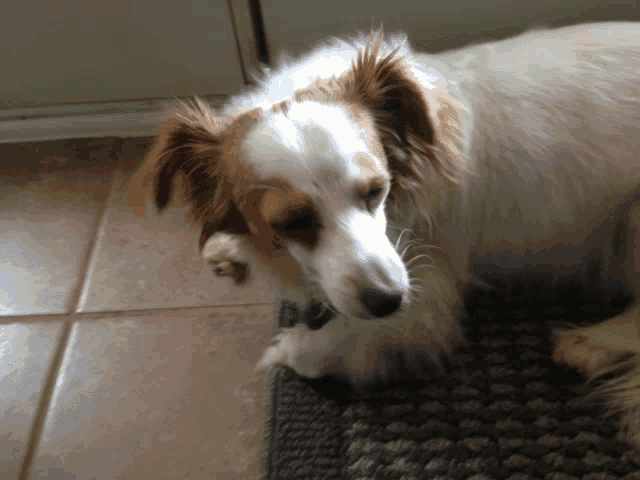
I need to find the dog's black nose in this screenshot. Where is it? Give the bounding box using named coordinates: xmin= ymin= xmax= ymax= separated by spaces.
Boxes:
xmin=360 ymin=288 xmax=402 ymax=318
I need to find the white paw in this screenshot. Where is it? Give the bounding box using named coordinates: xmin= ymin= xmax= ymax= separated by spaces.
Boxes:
xmin=202 ymin=232 xmax=246 ymax=262
xmin=201 ymin=233 xmax=250 ymax=284
xmin=255 ymin=326 xmax=305 ymax=372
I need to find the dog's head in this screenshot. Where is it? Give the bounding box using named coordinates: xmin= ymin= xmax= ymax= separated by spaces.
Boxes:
xmin=148 ymin=35 xmax=467 ymax=319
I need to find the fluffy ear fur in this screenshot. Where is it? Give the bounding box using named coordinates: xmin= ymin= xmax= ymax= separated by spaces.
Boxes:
xmin=148 ymin=101 xmax=262 ymax=250
xmin=346 ymin=38 xmax=435 ymax=172
xmin=343 ymin=33 xmax=469 ymax=224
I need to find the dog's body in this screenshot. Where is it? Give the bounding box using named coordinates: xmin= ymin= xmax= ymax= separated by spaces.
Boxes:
xmin=142 ymin=22 xmax=640 ymax=444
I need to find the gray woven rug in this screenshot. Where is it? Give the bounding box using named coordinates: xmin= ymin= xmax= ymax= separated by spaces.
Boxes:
xmin=266 ymin=279 xmax=640 ymax=480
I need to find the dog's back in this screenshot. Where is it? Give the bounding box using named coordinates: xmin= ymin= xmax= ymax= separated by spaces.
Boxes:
xmin=418 ymin=23 xmax=640 ymax=286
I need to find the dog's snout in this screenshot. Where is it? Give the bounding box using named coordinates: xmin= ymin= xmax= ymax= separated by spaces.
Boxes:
xmin=360 ymin=288 xmax=402 ymax=318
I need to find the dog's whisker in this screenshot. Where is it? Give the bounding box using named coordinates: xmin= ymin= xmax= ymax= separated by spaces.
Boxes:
xmin=400 ymin=244 xmax=413 ymax=260
xmin=405 ymin=255 xmax=435 ymax=271
xmin=407 ymin=262 xmax=436 ymax=274
xmin=405 ymin=254 xmax=435 ymax=267
xmin=408 ymin=278 xmax=425 ymax=286
xmin=409 ymin=279 xmax=428 ymax=289
xmin=394 ymin=235 xmax=418 ymax=245
xmin=398 ymin=242 xmax=432 ymax=257
xmin=408 ymin=293 xmax=425 ymax=304
xmin=399 ymin=244 xmax=442 ymax=261
xmin=394 ymin=229 xmax=415 ymax=250
xmin=408 ymin=244 xmax=443 ymax=253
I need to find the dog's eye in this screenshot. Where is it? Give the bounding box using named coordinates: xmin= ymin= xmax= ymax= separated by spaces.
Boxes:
xmin=283 ymin=214 xmax=313 ymax=233
xmin=365 ymin=186 xmax=384 ymax=210
xmin=272 ymin=210 xmax=319 ymax=248
xmin=367 ymin=187 xmax=383 ymax=202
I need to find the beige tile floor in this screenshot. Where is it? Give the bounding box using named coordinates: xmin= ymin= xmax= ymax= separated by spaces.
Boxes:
xmin=0 ymin=138 xmax=276 ymax=479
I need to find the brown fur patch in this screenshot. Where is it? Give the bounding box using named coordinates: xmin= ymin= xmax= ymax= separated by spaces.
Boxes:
xmin=259 ymin=179 xmax=320 ymax=249
xmin=152 ymin=108 xmax=260 ymax=228
xmin=269 ymin=100 xmax=292 ymax=115
xmin=341 ymin=36 xmax=439 ymax=184
xmin=270 ymin=32 xmax=467 ymax=215
xmin=344 ymin=104 xmax=387 ymax=170
xmin=292 ymin=76 xmax=343 ymax=104
xmin=149 ymin=103 xmax=264 ymax=249
xmin=352 ymin=152 xmax=388 ymax=180
xmin=337 ymin=33 xmax=468 ymax=225
xmin=148 ymin=101 xmax=320 ymax=256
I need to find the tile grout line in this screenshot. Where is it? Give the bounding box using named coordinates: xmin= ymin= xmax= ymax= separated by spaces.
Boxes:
xmin=17 ymin=320 xmax=74 ymax=480
xmin=15 ymin=137 xmax=277 ymax=477
xmin=18 ymin=138 xmax=124 ymax=480
xmin=0 ymin=301 xmax=277 ymax=325
xmin=68 ymin=137 xmax=126 ymax=315
xmin=0 ymin=302 xmax=275 ymax=322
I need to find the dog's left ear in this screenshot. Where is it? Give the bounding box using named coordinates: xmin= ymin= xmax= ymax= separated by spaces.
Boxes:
xmin=345 ymin=36 xmax=469 ymax=194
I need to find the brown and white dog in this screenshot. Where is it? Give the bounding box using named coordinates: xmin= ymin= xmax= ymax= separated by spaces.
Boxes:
xmin=138 ymin=23 xmax=640 ymax=445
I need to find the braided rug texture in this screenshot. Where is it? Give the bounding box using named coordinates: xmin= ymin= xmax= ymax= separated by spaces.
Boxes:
xmin=266 ymin=280 xmax=640 ymax=480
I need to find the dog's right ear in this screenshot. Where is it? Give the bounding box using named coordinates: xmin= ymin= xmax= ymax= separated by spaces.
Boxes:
xmin=152 ymin=115 xmax=221 ymax=212
xmin=147 ymin=101 xmax=263 ymax=250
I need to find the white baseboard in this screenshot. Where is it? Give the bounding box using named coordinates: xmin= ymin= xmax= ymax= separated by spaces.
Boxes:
xmin=0 ymin=96 xmax=226 ymax=144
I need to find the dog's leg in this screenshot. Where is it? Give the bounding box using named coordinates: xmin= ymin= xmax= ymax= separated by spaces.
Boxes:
xmin=201 ymin=232 xmax=250 ymax=285
xmin=256 ymin=296 xmax=465 ymax=386
xmin=553 ymin=304 xmax=640 ymax=446
xmin=255 ymin=318 xmax=348 ymax=380
xmin=553 ymin=308 xmax=640 ymax=374
xmin=554 ymin=202 xmax=640 ymax=446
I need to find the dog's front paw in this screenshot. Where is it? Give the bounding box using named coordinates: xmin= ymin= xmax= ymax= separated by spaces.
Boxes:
xmin=553 ymin=328 xmax=623 ymax=375
xmin=255 ymin=325 xmax=308 ymax=372
xmin=201 ymin=232 xmax=250 ymax=285
xmin=209 ymin=259 xmax=250 ymax=284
